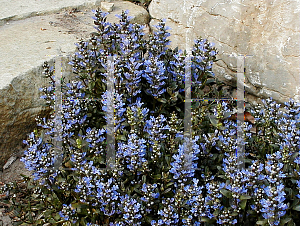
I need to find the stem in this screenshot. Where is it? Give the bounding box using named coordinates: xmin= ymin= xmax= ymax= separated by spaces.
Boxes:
xmin=241 ymin=199 xmax=248 ymax=224
xmin=45 ymin=178 xmax=63 ymax=203
xmin=157 ymin=103 xmax=164 ymax=115
xmin=117 ymin=77 xmax=120 ymax=93
xmin=131 ymin=83 xmax=133 ymax=105
xmin=153 ymin=100 xmax=155 ymax=113
xmin=49 ymin=75 xmax=55 ymax=84
xmin=83 ymin=80 xmax=89 ymax=93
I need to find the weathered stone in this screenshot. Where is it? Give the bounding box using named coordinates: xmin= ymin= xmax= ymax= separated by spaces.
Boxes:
xmin=101 ymin=2 xmax=115 ymax=12
xmin=0 ymin=0 xmax=150 ymax=169
xmin=0 ymin=0 xmax=101 ymax=26
xmin=149 ymin=0 xmax=300 ymax=105
xmin=115 ymin=1 xmax=150 ymax=25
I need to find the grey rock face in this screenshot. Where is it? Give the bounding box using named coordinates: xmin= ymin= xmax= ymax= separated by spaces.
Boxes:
xmin=0 ymin=0 xmax=150 ymax=169
xmin=149 ymin=0 xmax=300 ymax=105
xmin=101 ymin=2 xmax=115 ymax=12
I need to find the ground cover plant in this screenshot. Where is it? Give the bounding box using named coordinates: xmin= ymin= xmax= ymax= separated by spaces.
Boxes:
xmin=0 ymin=9 xmax=300 ymax=226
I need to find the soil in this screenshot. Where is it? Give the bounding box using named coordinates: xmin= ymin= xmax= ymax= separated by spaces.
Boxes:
xmin=0 ymin=152 xmax=32 ymax=226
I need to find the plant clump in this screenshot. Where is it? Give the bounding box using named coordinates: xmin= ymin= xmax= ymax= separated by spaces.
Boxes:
xmin=0 ymin=9 xmax=300 ymax=226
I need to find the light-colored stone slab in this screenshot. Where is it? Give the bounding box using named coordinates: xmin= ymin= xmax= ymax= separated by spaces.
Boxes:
xmin=0 ymin=0 xmax=102 ymax=25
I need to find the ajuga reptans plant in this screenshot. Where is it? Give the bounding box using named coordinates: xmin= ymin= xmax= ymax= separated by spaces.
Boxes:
xmin=1 ymin=9 xmax=300 ymax=226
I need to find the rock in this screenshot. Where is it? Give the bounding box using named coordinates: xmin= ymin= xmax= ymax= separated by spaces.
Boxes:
xmin=3 ymin=156 xmax=17 ymax=170
xmin=0 ymin=156 xmax=32 ymax=185
xmin=101 ymin=2 xmax=115 ymax=12
xmin=115 ymin=1 xmax=150 ymax=25
xmin=0 ymin=214 xmax=12 ymax=226
xmin=149 ymin=0 xmax=300 ymax=105
xmin=0 ymin=0 xmax=150 ymax=169
xmin=0 ymin=0 xmax=101 ymax=26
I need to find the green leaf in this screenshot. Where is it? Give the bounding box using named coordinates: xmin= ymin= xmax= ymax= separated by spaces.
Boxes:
xmin=256 ymin=220 xmax=267 ymax=225
xmin=162 ymin=188 xmax=172 ymax=194
xmin=223 ymin=111 xmax=234 ymax=119
xmin=48 ymin=218 xmax=56 ymax=224
xmin=231 ymin=211 xmax=239 ymax=216
xmin=102 ymin=83 xmax=106 ymax=90
xmin=40 ymin=130 xmax=45 ymax=140
xmin=89 ymin=81 xmax=95 ymax=90
xmin=166 ymin=182 xmax=174 ymax=188
xmin=157 ymin=98 xmax=167 ymax=103
xmin=164 ymin=155 xmax=171 ymax=164
xmin=240 ymin=194 xmax=252 ymax=200
xmin=72 ymin=202 xmax=89 ymax=214
xmin=56 ymin=175 xmax=65 ymax=183
xmin=291 ymin=198 xmax=300 ymax=208
xmin=152 ymin=174 xmax=161 ymax=179
xmin=220 ymin=189 xmax=232 ymax=198
xmin=270 ymin=144 xmax=279 ymax=149
xmin=200 ymin=217 xmax=214 ymax=223
xmin=34 ymin=219 xmax=44 ymax=225
xmin=217 ymin=175 xmax=226 ymax=179
xmin=145 ymin=216 xmax=153 ymax=224
xmin=213 ymin=209 xmax=220 ymax=216
xmin=134 ymin=188 xmax=142 ymax=195
xmin=281 ymin=217 xmax=292 ymax=224
xmin=208 ymin=115 xmax=219 ymax=127
xmin=293 ymin=204 xmax=300 ymax=211
xmin=28 ymin=211 xmax=33 ymax=223
xmin=44 ymin=209 xmax=54 ymax=218
xmin=142 ymin=175 xmax=146 ymax=183
xmin=167 ymin=87 xmax=173 ymax=95
xmin=287 ymin=219 xmax=296 ymax=226
xmin=177 ymin=93 xmax=184 ymax=101
xmin=54 ymin=212 xmax=61 ymax=221
xmin=240 ymin=199 xmax=247 ymax=210
xmin=116 ymin=135 xmax=127 ymax=141
xmin=175 ymin=106 xmax=182 ymax=112
xmin=13 ymin=210 xmax=21 ymax=217
xmin=290 ymin=152 xmax=299 ymax=162
xmin=194 ymin=86 xmax=204 ymax=95
xmin=80 ymin=217 xmax=87 ymax=225
xmin=170 ymin=95 xmax=178 ymax=102
xmin=162 ymin=171 xmax=169 ymax=179
xmin=20 ymin=174 xmax=30 ymax=180
xmin=206 ymin=78 xmax=216 ymax=84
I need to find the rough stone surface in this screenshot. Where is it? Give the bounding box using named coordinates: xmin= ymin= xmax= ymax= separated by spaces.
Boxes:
xmin=0 ymin=214 xmax=12 ymax=226
xmin=149 ymin=0 xmax=300 ymax=105
xmin=0 ymin=0 xmax=150 ymax=169
xmin=101 ymin=2 xmax=115 ymax=12
xmin=0 ymin=0 xmax=115 ymax=25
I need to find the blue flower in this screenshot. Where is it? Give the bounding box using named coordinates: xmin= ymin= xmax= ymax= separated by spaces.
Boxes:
xmin=169 ymin=136 xmax=200 ymax=186
xmin=59 ymin=204 xmax=77 ymax=223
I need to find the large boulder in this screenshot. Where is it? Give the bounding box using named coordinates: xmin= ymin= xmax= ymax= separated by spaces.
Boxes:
xmin=0 ymin=0 xmax=150 ymax=169
xmin=149 ymin=0 xmax=300 ymax=105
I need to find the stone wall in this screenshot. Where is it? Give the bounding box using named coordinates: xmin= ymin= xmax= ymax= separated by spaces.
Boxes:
xmin=149 ymin=0 xmax=300 ymax=105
